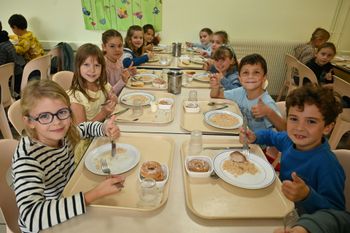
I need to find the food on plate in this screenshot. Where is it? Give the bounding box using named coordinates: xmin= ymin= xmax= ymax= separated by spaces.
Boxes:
xmin=185 ymin=71 xmax=196 ymax=76
xmin=140 ymin=161 xmax=164 ymax=181
xmin=194 ymin=74 xmax=210 ymax=82
xmin=152 ymin=78 xmax=167 ymax=88
xmin=182 ymin=59 xmax=190 ymax=65
xmin=138 ymin=75 xmax=154 ymax=82
xmin=159 ymin=99 xmax=170 ymax=105
xmin=185 ymin=102 xmax=199 ymax=108
xmin=116 ymin=147 xmax=127 ymax=154
xmin=209 ymin=113 xmax=239 ymax=128
xmin=131 ymin=81 xmax=144 ymax=87
xmin=187 ymin=159 xmax=210 ymax=172
xmin=126 ymin=95 xmax=149 ymax=104
xmin=229 ymin=151 xmax=247 ymax=163
xmin=223 ymin=157 xmax=259 ymax=177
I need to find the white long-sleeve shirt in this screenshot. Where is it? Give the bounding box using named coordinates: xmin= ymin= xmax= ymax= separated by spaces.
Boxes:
xmin=12 ymin=122 xmax=105 ymax=233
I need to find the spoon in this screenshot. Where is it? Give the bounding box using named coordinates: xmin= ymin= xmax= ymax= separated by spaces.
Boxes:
xmin=208 ymin=101 xmax=227 ymax=106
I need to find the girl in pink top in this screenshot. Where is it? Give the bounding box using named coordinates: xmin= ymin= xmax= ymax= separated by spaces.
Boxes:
xmin=102 ymin=29 xmax=136 ymax=95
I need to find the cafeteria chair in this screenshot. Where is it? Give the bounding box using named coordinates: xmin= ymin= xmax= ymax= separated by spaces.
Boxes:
xmin=328 ymin=76 xmax=350 ymax=149
xmin=276 ymin=101 xmax=286 ymax=119
xmin=7 ymin=100 xmax=24 ymax=136
xmin=276 ymin=54 xmax=299 ymax=101
xmin=52 ymin=70 xmax=74 ymax=91
xmin=0 ymin=63 xmax=15 ymax=107
xmin=333 ymin=149 xmax=350 ymax=211
xmin=20 ymin=54 xmax=51 ymax=91
xmin=0 ymin=139 xmax=21 ymax=233
xmin=0 ymin=80 xmax=14 ymax=139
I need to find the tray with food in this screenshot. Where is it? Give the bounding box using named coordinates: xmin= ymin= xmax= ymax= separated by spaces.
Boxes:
xmin=126 ymin=70 xmax=168 ymax=91
xmin=178 ymin=56 xmax=204 ymax=69
xmin=116 ymin=91 xmax=175 ymax=124
xmin=182 ymin=70 xmax=211 ymax=88
xmin=181 ymin=137 xmax=294 ymax=219
xmin=63 ymin=133 xmax=175 ymax=211
xmin=181 ymin=100 xmax=242 ymax=135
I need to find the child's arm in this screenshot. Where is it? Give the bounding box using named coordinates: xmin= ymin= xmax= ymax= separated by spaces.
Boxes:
xmin=210 ymin=75 xmax=224 ymax=98
xmin=251 ymin=98 xmax=286 ymax=131
xmin=281 ymin=172 xmax=310 ymax=202
xmin=14 ymin=37 xmax=31 ymax=55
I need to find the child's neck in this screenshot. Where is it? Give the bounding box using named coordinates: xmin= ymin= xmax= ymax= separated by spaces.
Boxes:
xmin=85 ymin=82 xmax=99 ymax=91
xmin=246 ymin=88 xmax=264 ymax=100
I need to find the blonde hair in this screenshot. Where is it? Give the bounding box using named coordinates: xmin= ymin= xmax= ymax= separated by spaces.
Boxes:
xmin=69 ymin=43 xmax=109 ymax=102
xmin=21 ymin=80 xmax=80 ymax=148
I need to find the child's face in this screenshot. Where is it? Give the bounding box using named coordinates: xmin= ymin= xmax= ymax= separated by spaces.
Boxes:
xmin=130 ymin=30 xmax=144 ymax=49
xmin=214 ymin=57 xmax=233 ymax=74
xmin=287 ymin=104 xmax=333 ymax=151
xmin=315 ymin=47 xmax=335 ymax=66
xmin=238 ymin=63 xmax=266 ymax=92
xmin=211 ymin=35 xmax=224 ymax=54
xmin=102 ymin=36 xmax=123 ymax=62
xmin=199 ymin=31 xmax=211 ymax=45
xmin=80 ymin=56 xmax=102 ymax=84
xmin=144 ymin=29 xmax=154 ymax=43
xmin=26 ymin=98 xmax=71 ymax=147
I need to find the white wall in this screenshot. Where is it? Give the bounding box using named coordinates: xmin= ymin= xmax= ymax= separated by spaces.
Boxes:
xmin=0 ymin=0 xmax=349 ymax=52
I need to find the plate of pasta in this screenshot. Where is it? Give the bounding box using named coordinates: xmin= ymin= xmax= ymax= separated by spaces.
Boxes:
xmin=85 ymin=143 xmax=140 ymax=175
xmin=204 ymin=110 xmax=242 ymax=129
xmin=193 ymin=72 xmax=210 ymax=82
xmin=213 ymin=151 xmax=276 ymax=189
xmin=120 ymin=92 xmax=155 ymax=106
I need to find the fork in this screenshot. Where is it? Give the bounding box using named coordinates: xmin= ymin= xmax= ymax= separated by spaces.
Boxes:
xmin=283 ymin=209 xmax=299 ymax=231
xmin=242 ymin=113 xmax=250 ymax=158
xmin=101 ymin=159 xmax=111 ymax=175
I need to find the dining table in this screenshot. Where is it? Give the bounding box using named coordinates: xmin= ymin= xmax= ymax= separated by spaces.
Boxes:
xmin=42 ymin=66 xmax=295 ymax=233
xmin=332 ymin=55 xmax=350 ymax=83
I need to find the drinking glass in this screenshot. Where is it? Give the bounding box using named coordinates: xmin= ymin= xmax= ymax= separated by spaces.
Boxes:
xmin=132 ymin=99 xmax=143 ymax=117
xmin=159 ymin=55 xmax=168 ymax=65
xmin=188 ymin=130 xmax=203 ymax=155
xmin=188 ymin=90 xmax=198 ymax=102
xmin=138 ymin=178 xmax=161 ymax=206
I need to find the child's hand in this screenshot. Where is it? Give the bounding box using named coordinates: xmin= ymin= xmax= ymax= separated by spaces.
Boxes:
xmin=186 ymin=42 xmax=193 ymax=47
xmin=209 ymin=74 xmax=220 ymax=89
xmin=103 ymin=115 xmax=120 ymax=140
xmin=282 ymin=172 xmax=310 ymax=202
xmin=203 ymin=58 xmax=213 ymax=70
xmin=144 ymin=43 xmax=153 ymax=51
xmin=325 ymin=70 xmax=333 ymax=81
xmin=128 ymin=63 xmax=137 ymax=76
xmin=85 ymin=175 xmax=125 ymax=205
xmin=200 ymin=50 xmax=209 ymax=58
xmin=146 ymin=51 xmax=154 ymax=59
xmin=251 ymin=98 xmax=270 ymax=118
xmin=211 ymin=72 xmax=224 ymax=82
xmin=239 ymin=127 xmax=256 ymax=144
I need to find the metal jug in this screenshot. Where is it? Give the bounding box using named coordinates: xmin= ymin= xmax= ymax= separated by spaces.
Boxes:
xmin=172 ymin=42 xmax=182 ymax=57
xmin=167 ymin=70 xmax=183 ymax=94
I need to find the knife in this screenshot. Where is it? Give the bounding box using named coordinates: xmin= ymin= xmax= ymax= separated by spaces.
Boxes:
xmin=111 ymin=108 xmax=130 ymax=116
xmin=203 ymin=105 xmax=228 ymax=115
xmin=111 ymin=140 xmax=116 ymax=158
xmin=203 ymin=146 xmax=250 ymax=150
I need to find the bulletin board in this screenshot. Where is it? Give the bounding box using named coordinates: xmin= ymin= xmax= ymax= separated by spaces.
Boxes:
xmin=81 ymin=0 xmax=162 ymax=31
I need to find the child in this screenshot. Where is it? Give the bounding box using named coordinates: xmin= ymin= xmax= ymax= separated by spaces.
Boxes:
xmin=102 ymin=29 xmax=136 ymax=95
xmin=12 ymin=79 xmax=125 ymax=233
xmin=294 ymin=27 xmax=330 ymax=64
xmin=242 ymin=85 xmax=345 ymax=214
xmin=186 ymin=27 xmax=213 ymax=54
xmin=122 ymin=25 xmax=154 ymax=67
xmin=0 ymin=22 xmax=24 ymax=96
xmin=68 ymin=43 xmax=117 ymax=124
xmin=8 ymin=14 xmax=44 ymax=63
xmin=143 ymin=24 xmax=160 ymax=51
xmin=210 ymin=53 xmax=285 ymax=131
xmin=306 ymin=42 xmax=336 ymax=84
xmin=273 ymin=209 xmax=350 ymax=233
xmin=210 ymin=45 xmax=240 ymax=90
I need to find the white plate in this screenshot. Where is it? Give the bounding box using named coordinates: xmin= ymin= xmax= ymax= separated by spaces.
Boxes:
xmin=85 ymin=143 xmax=140 ymax=175
xmin=190 ymin=57 xmax=205 ymax=65
xmin=120 ymin=92 xmax=155 ymax=106
xmin=153 ymin=46 xmax=164 ymax=52
xmin=193 ymin=73 xmax=210 ymax=82
xmin=133 ymin=73 xmax=158 ymax=83
xmin=204 ymin=110 xmax=243 ymax=129
xmin=213 ymin=151 xmax=276 ymax=189
xmin=148 ymin=57 xmax=159 ymax=63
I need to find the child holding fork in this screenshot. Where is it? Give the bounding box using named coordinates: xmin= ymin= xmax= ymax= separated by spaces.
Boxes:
xmin=241 ymin=84 xmax=345 ymax=215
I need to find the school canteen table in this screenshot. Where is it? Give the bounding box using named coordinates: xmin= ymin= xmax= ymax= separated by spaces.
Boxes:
xmin=42 ymin=133 xmax=284 ymax=233
xmin=332 ymin=58 xmax=350 ymax=83
xmin=116 ymin=86 xmax=212 ymax=134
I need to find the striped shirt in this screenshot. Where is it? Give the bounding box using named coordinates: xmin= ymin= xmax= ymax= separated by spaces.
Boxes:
xmin=12 ymin=122 xmax=105 ymax=233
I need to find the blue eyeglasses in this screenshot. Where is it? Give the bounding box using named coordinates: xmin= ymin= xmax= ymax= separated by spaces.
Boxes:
xmin=28 ymin=108 xmax=71 ymax=125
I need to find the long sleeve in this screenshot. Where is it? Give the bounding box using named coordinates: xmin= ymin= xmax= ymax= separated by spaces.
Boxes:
xmin=12 ymin=137 xmax=86 ymax=233
xmin=122 ymin=48 xmax=149 ymax=67
xmin=78 ymin=121 xmax=105 ymax=138
xmin=220 ymin=70 xmax=240 ymax=90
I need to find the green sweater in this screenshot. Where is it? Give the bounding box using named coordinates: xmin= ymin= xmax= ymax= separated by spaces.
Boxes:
xmin=296 ymin=209 xmax=350 ymax=233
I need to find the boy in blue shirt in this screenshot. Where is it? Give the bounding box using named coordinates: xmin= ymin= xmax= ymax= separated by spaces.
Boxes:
xmin=241 ymin=85 xmax=345 ymax=214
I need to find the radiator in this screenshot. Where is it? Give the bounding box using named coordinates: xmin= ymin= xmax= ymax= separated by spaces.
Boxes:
xmin=232 ymin=40 xmax=302 ymax=96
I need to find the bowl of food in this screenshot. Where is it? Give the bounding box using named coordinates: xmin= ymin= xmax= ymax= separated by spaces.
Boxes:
xmin=183 ymin=101 xmax=200 ymax=113
xmin=158 ymin=98 xmax=174 ymax=110
xmin=185 ymin=156 xmax=213 ymax=178
xmin=152 ymin=78 xmax=167 ymax=89
xmin=139 ymin=161 xmax=169 ymax=189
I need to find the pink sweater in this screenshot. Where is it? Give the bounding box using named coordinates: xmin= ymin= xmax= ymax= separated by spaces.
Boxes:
xmin=104 ymin=56 xmax=125 ymax=95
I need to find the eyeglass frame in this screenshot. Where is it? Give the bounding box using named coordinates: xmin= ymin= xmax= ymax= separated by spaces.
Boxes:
xmin=27 ymin=107 xmax=72 ymax=125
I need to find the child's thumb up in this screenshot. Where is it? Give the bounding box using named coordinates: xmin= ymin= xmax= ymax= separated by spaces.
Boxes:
xmin=291 ymin=172 xmax=304 ymax=184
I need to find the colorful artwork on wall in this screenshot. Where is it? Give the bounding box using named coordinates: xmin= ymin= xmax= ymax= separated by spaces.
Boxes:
xmin=81 ymin=0 xmax=162 ymax=31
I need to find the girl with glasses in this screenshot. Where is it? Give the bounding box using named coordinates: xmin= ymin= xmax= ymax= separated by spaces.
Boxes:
xmin=13 ymin=79 xmax=124 ymax=233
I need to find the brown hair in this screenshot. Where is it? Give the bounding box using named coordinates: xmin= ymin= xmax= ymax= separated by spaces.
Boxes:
xmin=213 ymin=30 xmax=229 ymax=44
xmin=200 ymin=28 xmax=213 ymax=36
xmin=69 ymin=43 xmax=108 ymax=102
xmin=124 ymin=25 xmax=144 ymax=56
xmin=286 ymin=84 xmax=342 ymax=125
xmin=21 ymin=80 xmax=80 ymax=147
xmin=238 ymin=53 xmax=267 ymax=75
xmin=310 ymin=28 xmax=330 ymax=42
xmin=212 ymin=45 xmax=238 ymax=72
xmin=317 ymin=42 xmax=336 ymax=55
